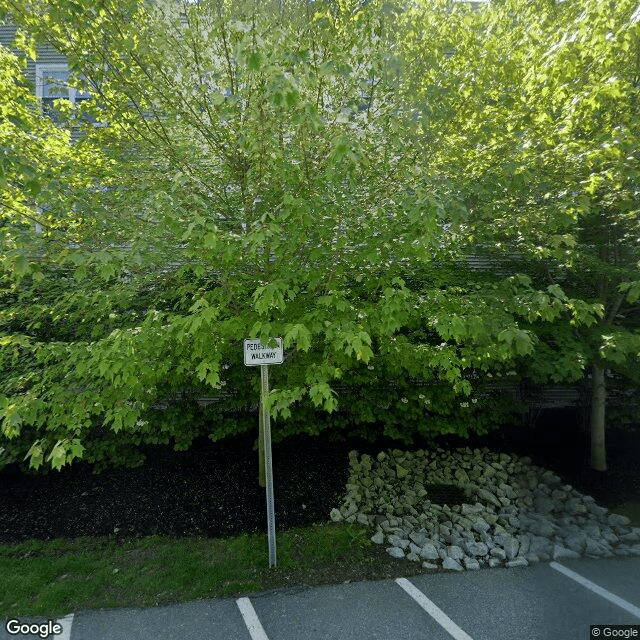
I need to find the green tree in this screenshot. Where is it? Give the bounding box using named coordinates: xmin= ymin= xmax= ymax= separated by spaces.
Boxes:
xmin=0 ymin=32 xmax=109 ymax=469
xmin=402 ymin=0 xmax=640 ymax=471
xmin=1 ymin=0 xmax=606 ymax=471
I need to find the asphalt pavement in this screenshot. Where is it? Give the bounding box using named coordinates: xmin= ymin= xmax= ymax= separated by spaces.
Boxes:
xmin=2 ymin=557 xmax=640 ymax=640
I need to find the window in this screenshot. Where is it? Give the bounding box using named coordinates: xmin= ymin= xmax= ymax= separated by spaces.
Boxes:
xmin=35 ymin=64 xmax=92 ymax=123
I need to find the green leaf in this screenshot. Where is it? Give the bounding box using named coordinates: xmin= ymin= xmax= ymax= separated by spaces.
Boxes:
xmin=620 ymin=281 xmax=640 ymax=304
xmin=47 ymin=441 xmax=68 ymax=471
xmin=514 ymin=330 xmax=533 ymax=356
xmin=547 ymin=284 xmax=567 ymax=301
xmin=283 ymin=323 xmax=312 ymax=351
xmin=247 ymin=51 xmax=262 ymax=71
xmin=25 ymin=441 xmax=44 ymax=471
xmin=308 ymin=382 xmax=338 ymax=412
xmin=12 ymin=254 xmax=30 ymax=277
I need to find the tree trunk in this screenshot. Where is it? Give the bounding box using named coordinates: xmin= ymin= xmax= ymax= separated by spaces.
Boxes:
xmin=590 ymin=363 xmax=607 ymax=471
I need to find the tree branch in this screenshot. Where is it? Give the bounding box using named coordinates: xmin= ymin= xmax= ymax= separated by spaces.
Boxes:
xmin=605 ymin=291 xmax=625 ymax=326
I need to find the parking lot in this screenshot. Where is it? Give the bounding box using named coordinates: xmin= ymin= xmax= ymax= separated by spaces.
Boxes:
xmin=3 ymin=557 xmax=639 ymax=640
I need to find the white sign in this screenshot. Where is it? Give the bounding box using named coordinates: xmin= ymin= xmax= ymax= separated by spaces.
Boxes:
xmin=243 ymin=338 xmax=283 ymax=366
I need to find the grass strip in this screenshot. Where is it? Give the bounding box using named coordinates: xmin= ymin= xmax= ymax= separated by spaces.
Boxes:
xmin=0 ymin=522 xmax=408 ymax=618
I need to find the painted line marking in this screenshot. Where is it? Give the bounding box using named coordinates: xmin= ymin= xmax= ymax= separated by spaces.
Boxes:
xmin=550 ymin=561 xmax=640 ymax=619
xmin=56 ymin=613 xmax=74 ymax=640
xmin=236 ymin=597 xmax=270 ymax=640
xmin=395 ymin=578 xmax=474 ymax=640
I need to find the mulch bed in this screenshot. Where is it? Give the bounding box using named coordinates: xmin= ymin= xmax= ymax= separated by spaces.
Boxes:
xmin=1 ymin=412 xmax=638 ymax=544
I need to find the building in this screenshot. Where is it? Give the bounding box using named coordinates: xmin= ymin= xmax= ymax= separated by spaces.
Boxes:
xmin=1 ymin=23 xmax=90 ymax=124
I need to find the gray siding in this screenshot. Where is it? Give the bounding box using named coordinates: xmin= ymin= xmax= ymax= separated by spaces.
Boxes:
xmin=1 ymin=22 xmax=68 ymax=85
xmin=0 ymin=23 xmax=16 ymax=46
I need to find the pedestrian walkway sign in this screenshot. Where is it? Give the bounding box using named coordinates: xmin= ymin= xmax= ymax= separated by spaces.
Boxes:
xmin=244 ymin=338 xmax=283 ymax=366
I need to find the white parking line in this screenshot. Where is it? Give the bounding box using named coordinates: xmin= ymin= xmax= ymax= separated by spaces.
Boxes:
xmin=395 ymin=578 xmax=474 ymax=640
xmin=56 ymin=613 xmax=74 ymax=640
xmin=236 ymin=597 xmax=270 ymax=640
xmin=550 ymin=562 xmax=640 ymax=619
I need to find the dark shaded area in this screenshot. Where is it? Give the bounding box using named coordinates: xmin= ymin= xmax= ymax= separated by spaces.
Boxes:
xmin=0 ymin=432 xmax=359 ymax=543
xmin=0 ymin=410 xmax=638 ymax=544
xmin=443 ymin=409 xmax=640 ymax=508
xmin=424 ymin=484 xmax=467 ymax=506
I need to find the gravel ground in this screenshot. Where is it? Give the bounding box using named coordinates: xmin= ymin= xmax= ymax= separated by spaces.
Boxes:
xmin=0 ymin=414 xmax=638 ymax=544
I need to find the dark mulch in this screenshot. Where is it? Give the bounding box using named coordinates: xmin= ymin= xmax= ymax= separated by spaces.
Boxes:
xmin=1 ymin=410 xmax=638 ymax=544
xmin=0 ymin=432 xmax=357 ymax=543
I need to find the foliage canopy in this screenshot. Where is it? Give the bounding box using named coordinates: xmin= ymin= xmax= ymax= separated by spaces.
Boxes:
xmin=0 ymin=0 xmax=637 ymax=471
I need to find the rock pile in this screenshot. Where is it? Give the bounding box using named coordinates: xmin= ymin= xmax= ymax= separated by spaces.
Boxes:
xmin=329 ymin=447 xmax=640 ymax=571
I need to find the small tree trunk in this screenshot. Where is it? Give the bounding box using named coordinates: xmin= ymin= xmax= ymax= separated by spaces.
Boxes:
xmin=590 ymin=363 xmax=607 ymax=471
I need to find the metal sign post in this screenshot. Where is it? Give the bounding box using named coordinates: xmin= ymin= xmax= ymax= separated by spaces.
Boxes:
xmin=260 ymin=364 xmax=276 ymax=567
xmin=244 ymin=338 xmax=283 ymax=568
